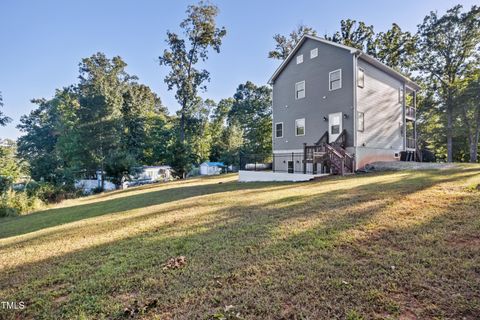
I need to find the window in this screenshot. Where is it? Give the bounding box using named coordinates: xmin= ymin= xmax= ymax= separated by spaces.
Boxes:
xmin=295 ymin=118 xmax=305 ymax=136
xmin=399 ymin=88 xmax=404 ymax=103
xmin=296 ymin=54 xmax=303 ymax=64
xmin=357 ymin=68 xmax=365 ymax=88
xmin=275 ymin=122 xmax=283 ymax=138
xmin=310 ymin=48 xmax=318 ymax=59
xmin=329 ymin=69 xmax=342 ymax=91
xmin=295 ymin=81 xmax=305 ymax=100
xmin=357 ymin=112 xmax=364 ymax=132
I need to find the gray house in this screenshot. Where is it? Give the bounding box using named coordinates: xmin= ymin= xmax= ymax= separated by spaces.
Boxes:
xmin=269 ymin=35 xmax=420 ymax=174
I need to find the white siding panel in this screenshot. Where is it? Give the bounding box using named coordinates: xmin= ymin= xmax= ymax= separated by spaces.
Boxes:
xmin=356 ymin=59 xmax=404 ymax=150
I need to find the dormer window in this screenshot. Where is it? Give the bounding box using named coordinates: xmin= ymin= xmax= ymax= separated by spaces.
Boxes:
xmin=296 ymin=54 xmax=303 ymax=64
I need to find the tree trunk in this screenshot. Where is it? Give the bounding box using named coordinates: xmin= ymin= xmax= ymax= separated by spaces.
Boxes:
xmin=446 ymin=104 xmax=454 ymax=162
xmin=470 ymin=125 xmax=480 ymax=163
xmin=180 ymin=110 xmax=185 ymax=143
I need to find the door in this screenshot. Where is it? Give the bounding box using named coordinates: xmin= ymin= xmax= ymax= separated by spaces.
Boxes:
xmin=328 ymin=112 xmax=342 ymax=142
xmin=287 ymin=161 xmax=294 ymax=173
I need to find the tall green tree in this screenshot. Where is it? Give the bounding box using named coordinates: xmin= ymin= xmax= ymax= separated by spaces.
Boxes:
xmin=159 ymin=1 xmax=226 ymax=144
xmin=455 ymin=67 xmax=480 ymax=162
xmin=268 ymin=25 xmax=317 ymax=60
xmin=325 ymin=19 xmax=376 ymax=54
xmin=76 ymin=53 xmax=130 ymax=186
xmin=374 ymin=23 xmax=417 ymax=73
xmin=0 ymin=92 xmax=12 ymax=126
xmin=17 ymin=95 xmax=65 ymax=182
xmin=228 ymin=81 xmax=272 ymax=158
xmin=416 ymin=5 xmax=480 ymax=162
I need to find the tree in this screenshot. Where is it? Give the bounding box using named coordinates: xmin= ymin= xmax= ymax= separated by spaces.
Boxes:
xmin=18 ymin=97 xmax=58 ymax=183
xmin=209 ymin=98 xmax=233 ymax=161
xmin=0 ymin=91 xmax=12 ymax=127
xmin=456 ymin=67 xmax=480 ymax=162
xmin=159 ymin=1 xmax=226 ymax=144
xmin=76 ymin=53 xmax=130 ymax=187
xmin=228 ymin=81 xmax=272 ymax=158
xmin=325 ymin=19 xmax=376 ymax=55
xmin=374 ymin=23 xmax=417 ymax=73
xmin=416 ymin=5 xmax=480 ymax=162
xmin=0 ymin=139 xmax=24 ymax=193
xmin=268 ymin=25 xmax=317 ymax=60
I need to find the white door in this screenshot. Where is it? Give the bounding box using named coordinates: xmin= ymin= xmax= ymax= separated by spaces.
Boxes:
xmin=328 ymin=112 xmax=342 ymax=142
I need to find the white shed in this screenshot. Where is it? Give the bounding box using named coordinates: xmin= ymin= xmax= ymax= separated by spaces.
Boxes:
xmin=199 ymin=162 xmax=225 ymax=175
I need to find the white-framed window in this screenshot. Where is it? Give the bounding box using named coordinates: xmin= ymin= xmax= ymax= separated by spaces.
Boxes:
xmin=310 ymin=48 xmax=318 ymax=59
xmin=275 ymin=122 xmax=283 ymax=138
xmin=295 ymin=81 xmax=305 ymax=100
xmin=399 ymin=88 xmax=404 ymax=103
xmin=357 ymin=111 xmax=364 ymax=132
xmin=357 ymin=67 xmax=365 ymax=88
xmin=295 ymin=118 xmax=305 ymax=136
xmin=329 ymin=69 xmax=342 ymax=91
xmin=296 ymin=54 xmax=303 ymax=64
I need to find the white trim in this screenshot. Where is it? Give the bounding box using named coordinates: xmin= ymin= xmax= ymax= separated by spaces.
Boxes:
xmin=295 ymin=80 xmax=305 ymax=100
xmin=296 ymin=54 xmax=303 ymax=64
xmin=274 ymin=122 xmax=283 ymax=138
xmin=329 ymin=69 xmax=342 ymax=91
xmin=295 ymin=118 xmax=306 ymax=136
xmin=310 ymin=48 xmax=318 ymax=59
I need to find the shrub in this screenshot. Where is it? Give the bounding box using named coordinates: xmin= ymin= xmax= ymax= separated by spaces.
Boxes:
xmin=0 ymin=190 xmax=43 ymax=217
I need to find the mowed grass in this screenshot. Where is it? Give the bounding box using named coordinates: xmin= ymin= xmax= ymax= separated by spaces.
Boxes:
xmin=1 ymin=167 xmax=480 ymax=320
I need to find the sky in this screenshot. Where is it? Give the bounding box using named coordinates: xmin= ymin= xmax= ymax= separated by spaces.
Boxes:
xmin=0 ymin=0 xmax=477 ymax=140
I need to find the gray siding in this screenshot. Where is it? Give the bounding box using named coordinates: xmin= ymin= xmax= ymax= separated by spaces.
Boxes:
xmin=356 ymin=58 xmax=404 ymax=150
xmin=272 ymin=38 xmax=354 ymax=152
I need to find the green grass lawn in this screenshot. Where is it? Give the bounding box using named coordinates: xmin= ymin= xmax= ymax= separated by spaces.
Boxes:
xmin=1 ymin=167 xmax=480 ymax=319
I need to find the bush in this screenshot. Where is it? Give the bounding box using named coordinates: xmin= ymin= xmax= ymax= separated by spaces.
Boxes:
xmin=0 ymin=190 xmax=43 ymax=217
xmin=32 ymin=182 xmax=84 ymax=203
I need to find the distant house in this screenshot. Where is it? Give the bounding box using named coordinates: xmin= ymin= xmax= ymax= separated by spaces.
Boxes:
xmin=137 ymin=166 xmax=172 ymax=182
xmin=199 ymin=162 xmax=225 ymax=175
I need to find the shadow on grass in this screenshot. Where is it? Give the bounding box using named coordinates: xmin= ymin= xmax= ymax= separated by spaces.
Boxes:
xmin=1 ymin=168 xmax=479 ymax=319
xmin=0 ymin=180 xmax=293 ymax=239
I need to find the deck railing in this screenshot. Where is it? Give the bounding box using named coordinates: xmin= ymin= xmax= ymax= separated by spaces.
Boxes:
xmin=406 ymin=137 xmax=416 ymax=149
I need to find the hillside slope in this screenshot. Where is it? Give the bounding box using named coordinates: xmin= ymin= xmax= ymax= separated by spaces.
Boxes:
xmin=1 ymin=168 xmax=479 ymax=319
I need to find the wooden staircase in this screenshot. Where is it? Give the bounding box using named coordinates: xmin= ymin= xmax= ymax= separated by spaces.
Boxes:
xmin=303 ymin=130 xmax=355 ymax=176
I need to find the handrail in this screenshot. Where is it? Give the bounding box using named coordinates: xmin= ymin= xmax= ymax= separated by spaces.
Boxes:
xmin=331 ymin=129 xmax=347 ymax=149
xmin=315 ymin=131 xmax=329 ymax=146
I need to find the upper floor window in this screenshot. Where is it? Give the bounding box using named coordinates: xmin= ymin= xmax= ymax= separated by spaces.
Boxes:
xmin=295 ymin=81 xmax=305 ymax=100
xmin=295 ymin=118 xmax=305 ymax=136
xmin=329 ymin=69 xmax=342 ymax=91
xmin=310 ymin=48 xmax=318 ymax=59
xmin=296 ymin=54 xmax=303 ymax=64
xmin=275 ymin=122 xmax=283 ymax=138
xmin=357 ymin=68 xmax=365 ymax=88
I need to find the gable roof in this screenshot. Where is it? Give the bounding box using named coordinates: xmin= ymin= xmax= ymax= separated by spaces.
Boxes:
xmin=268 ymin=34 xmax=420 ymax=90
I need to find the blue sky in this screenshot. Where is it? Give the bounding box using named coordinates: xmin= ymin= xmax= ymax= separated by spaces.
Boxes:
xmin=0 ymin=0 xmax=477 ymax=139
